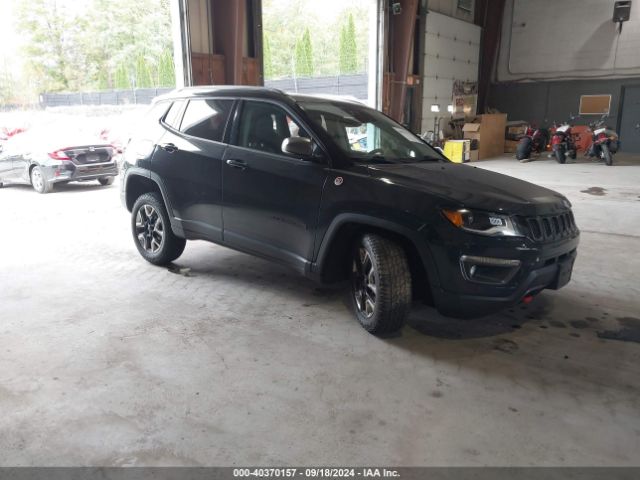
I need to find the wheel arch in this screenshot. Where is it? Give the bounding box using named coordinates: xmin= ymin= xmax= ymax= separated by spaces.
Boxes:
xmin=124 ymin=170 xmax=185 ymax=238
xmin=124 ymin=171 xmax=163 ymax=211
xmin=312 ymin=214 xmax=440 ymax=302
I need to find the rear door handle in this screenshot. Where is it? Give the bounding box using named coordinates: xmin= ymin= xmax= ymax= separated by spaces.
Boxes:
xmin=159 ymin=143 xmax=178 ymax=153
xmin=226 ymin=159 xmax=247 ymax=170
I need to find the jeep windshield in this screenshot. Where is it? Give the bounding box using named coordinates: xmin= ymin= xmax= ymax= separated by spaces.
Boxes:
xmin=297 ymin=99 xmax=444 ymax=164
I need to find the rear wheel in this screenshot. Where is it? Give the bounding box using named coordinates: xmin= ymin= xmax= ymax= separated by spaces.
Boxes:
xmin=537 ymin=132 xmax=549 ymax=153
xmin=98 ymin=176 xmax=115 ymax=186
xmin=350 ymin=234 xmax=412 ymax=335
xmin=131 ymin=192 xmax=186 ymax=265
xmin=601 ymin=143 xmax=613 ymax=166
xmin=516 ymin=138 xmax=532 ymax=160
xmin=554 ymin=147 xmax=566 ymax=164
xmin=30 ymin=166 xmax=52 ymax=193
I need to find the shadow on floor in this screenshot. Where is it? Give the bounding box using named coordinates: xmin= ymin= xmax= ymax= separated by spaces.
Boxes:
xmin=0 ymin=180 xmax=111 ymax=194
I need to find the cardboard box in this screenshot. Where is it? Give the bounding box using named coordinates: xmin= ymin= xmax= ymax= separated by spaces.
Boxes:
xmin=506 ymin=124 xmax=527 ymax=136
xmin=504 ymin=139 xmax=520 ymax=153
xmin=462 ymin=123 xmax=481 ymax=140
xmin=462 ymin=114 xmax=507 ymax=160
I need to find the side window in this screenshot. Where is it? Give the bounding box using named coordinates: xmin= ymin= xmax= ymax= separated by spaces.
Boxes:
xmin=234 ymin=101 xmax=308 ymax=155
xmin=163 ymin=100 xmax=185 ymax=129
xmin=179 ymin=99 xmax=233 ymax=143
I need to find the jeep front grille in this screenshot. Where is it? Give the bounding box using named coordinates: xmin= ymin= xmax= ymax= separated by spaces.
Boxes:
xmin=518 ymin=211 xmax=578 ymax=243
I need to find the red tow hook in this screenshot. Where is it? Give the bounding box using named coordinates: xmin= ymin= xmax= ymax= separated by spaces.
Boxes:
xmin=522 ymin=295 xmax=535 ymax=304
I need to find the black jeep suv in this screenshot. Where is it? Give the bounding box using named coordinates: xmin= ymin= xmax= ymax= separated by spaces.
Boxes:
xmin=121 ymin=87 xmax=579 ymax=334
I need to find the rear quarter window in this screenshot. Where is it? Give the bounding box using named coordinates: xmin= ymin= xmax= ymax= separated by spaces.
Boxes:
xmin=163 ymin=100 xmax=186 ymax=129
xmin=179 ymin=99 xmax=234 ymax=143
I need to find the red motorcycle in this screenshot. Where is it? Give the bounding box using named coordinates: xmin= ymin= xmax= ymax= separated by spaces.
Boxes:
xmin=585 ymin=115 xmax=619 ymax=166
xmin=516 ymin=124 xmax=549 ymax=160
xmin=550 ymin=118 xmax=577 ymax=164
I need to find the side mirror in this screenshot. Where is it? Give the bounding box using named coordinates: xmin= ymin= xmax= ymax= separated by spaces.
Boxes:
xmin=282 ymin=137 xmax=313 ymax=158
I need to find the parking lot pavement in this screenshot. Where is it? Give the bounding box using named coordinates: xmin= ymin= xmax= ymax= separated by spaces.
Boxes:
xmin=0 ymin=165 xmax=639 ymax=466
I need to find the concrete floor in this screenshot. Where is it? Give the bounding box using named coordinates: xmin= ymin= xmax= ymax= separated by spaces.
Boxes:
xmin=0 ymin=156 xmax=639 ymax=466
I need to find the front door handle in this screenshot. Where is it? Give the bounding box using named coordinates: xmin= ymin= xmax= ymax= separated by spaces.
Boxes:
xmin=226 ymin=159 xmax=247 ymax=170
xmin=159 ymin=143 xmax=178 ymax=153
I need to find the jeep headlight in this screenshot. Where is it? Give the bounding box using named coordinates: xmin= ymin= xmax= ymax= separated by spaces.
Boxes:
xmin=442 ymin=209 xmax=521 ymax=237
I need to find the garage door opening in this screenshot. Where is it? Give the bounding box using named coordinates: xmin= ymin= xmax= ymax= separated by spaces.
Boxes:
xmin=262 ymin=0 xmax=380 ymax=107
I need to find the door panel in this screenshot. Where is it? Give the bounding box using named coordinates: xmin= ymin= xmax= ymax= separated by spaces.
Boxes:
xmin=222 ymin=100 xmax=327 ymax=270
xmin=152 ymin=130 xmax=227 ymax=242
xmin=222 ymin=146 xmax=326 ymax=269
xmin=0 ymin=151 xmax=13 ymax=179
xmin=150 ymin=98 xmax=234 ymax=242
xmin=620 ymin=86 xmax=640 ymax=153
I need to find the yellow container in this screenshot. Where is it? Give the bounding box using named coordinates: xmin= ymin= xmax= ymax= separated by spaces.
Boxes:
xmin=443 ymin=140 xmax=471 ymax=163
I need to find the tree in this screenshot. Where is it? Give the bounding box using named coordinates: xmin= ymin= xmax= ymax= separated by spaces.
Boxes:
xmin=114 ymin=64 xmax=131 ymax=90
xmin=16 ymin=0 xmax=173 ymax=93
xmin=263 ymin=35 xmax=274 ymax=79
xmin=339 ymin=13 xmax=358 ymax=74
xmin=157 ymin=49 xmax=175 ymax=87
xmin=16 ymin=0 xmax=87 ymax=92
xmin=294 ymin=28 xmax=314 ymax=77
xmin=135 ymin=54 xmax=153 ymax=88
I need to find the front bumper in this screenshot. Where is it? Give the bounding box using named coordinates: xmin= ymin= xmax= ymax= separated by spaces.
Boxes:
xmin=44 ymin=161 xmax=118 ymax=183
xmin=425 ymin=227 xmax=579 ymax=318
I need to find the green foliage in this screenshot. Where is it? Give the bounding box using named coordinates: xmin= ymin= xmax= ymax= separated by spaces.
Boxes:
xmin=157 ymin=49 xmax=176 ymax=87
xmin=16 ymin=0 xmax=88 ymax=93
xmin=261 ymin=0 xmax=369 ymax=80
xmin=16 ymin=0 xmax=173 ymax=93
xmin=135 ymin=54 xmax=153 ymax=88
xmin=114 ymin=64 xmax=131 ymax=90
xmin=263 ymin=36 xmax=274 ymax=79
xmin=0 ymin=67 xmax=15 ymax=104
xmin=294 ymin=29 xmax=314 ymax=77
xmin=339 ymin=14 xmax=358 ymax=74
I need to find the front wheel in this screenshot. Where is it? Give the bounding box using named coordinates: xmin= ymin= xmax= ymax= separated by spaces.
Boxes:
xmin=98 ymin=176 xmax=115 ymax=186
xmin=601 ymin=143 xmax=613 ymax=166
xmin=131 ymin=192 xmax=186 ymax=265
xmin=350 ymin=234 xmax=412 ymax=335
xmin=516 ymin=138 xmax=532 ymax=160
xmin=554 ymin=147 xmax=566 ymax=164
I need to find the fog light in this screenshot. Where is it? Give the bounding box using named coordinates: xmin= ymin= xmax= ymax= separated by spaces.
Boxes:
xmin=460 ymin=255 xmax=521 ymax=285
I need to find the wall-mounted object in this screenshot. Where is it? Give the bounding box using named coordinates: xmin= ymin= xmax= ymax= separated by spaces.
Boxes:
xmin=613 ymin=1 xmax=632 ymax=32
xmin=579 ymin=94 xmax=612 ymax=115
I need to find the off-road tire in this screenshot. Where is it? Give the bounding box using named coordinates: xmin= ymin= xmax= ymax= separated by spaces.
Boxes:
xmin=350 ymin=234 xmax=412 ymax=334
xmin=131 ymin=192 xmax=186 ymax=265
xmin=516 ymin=138 xmax=532 ymax=160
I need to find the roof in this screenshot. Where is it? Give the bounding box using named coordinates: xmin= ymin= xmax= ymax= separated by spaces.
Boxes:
xmin=154 ymin=85 xmax=368 ymax=108
xmin=155 ymin=85 xmax=288 ymax=102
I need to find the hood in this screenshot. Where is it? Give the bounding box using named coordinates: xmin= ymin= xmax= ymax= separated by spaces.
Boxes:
xmin=366 ymin=162 xmax=569 ymax=216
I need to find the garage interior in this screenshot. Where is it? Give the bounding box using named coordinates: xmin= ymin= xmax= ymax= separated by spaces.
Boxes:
xmin=1 ymin=0 xmax=640 ymax=470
